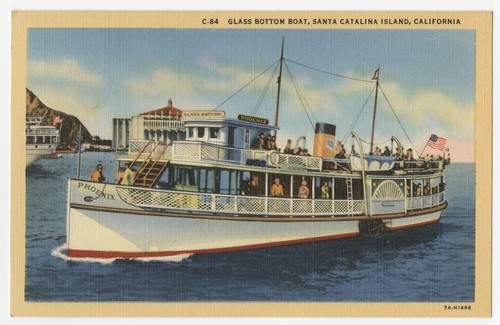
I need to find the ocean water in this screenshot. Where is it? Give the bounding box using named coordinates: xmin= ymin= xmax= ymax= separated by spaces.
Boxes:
xmin=25 ymin=152 xmax=475 ymax=302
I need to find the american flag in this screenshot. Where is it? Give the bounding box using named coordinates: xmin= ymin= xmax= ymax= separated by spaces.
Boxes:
xmin=53 ymin=115 xmax=63 ymax=125
xmin=426 ymin=134 xmax=447 ymax=151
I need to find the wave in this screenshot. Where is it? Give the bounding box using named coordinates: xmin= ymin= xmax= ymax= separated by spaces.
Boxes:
xmin=51 ymin=244 xmax=191 ymax=264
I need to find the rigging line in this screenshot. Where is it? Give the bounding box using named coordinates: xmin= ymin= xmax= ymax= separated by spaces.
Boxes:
xmin=285 ymin=59 xmax=375 ymax=83
xmin=378 ymin=83 xmax=418 ymax=154
xmin=340 ymin=85 xmax=377 ymax=144
xmin=283 ymin=61 xmax=316 ymax=132
xmin=283 ymin=61 xmax=318 ymax=124
xmin=358 ymin=137 xmax=392 ymax=146
xmin=251 ymin=62 xmax=280 ymax=117
xmin=212 ymin=59 xmax=280 ymax=111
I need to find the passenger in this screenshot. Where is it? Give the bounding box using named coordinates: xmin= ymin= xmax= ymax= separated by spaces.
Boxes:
xmin=266 ymin=134 xmax=272 ymax=150
xmin=243 ymin=175 xmax=259 ymax=196
xmin=383 ymin=146 xmax=391 ymax=156
xmin=258 ymin=132 xmax=266 ymax=149
xmin=298 ymin=180 xmax=309 ymax=199
xmin=90 ymin=164 xmax=106 ymax=183
xmin=334 ymin=141 xmax=343 ymax=158
xmin=394 ymin=147 xmax=402 ymax=160
xmin=284 ymin=139 xmax=294 ymax=154
xmin=321 ymin=181 xmax=330 ymax=199
xmin=269 ymin=136 xmax=277 ymax=151
xmin=303 ymin=149 xmax=311 ymax=156
xmin=424 ymin=183 xmax=431 ymax=195
xmin=121 ymin=163 xmax=134 ymax=185
xmin=114 ymin=167 xmax=125 ymax=184
xmin=373 ymin=146 xmax=382 ymax=156
xmin=340 ymin=145 xmax=347 ymax=159
xmin=294 ymin=147 xmax=303 ymax=155
xmin=416 ymin=184 xmax=422 ymax=196
xmin=270 ymin=177 xmax=284 ymax=196
xmin=406 ymin=148 xmax=414 ymax=160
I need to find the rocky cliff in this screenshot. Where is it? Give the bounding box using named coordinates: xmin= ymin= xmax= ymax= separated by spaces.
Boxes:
xmin=26 ymin=88 xmax=93 ymax=148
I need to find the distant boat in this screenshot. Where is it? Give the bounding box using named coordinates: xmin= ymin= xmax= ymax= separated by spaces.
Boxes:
xmin=45 ymin=152 xmax=62 ymax=159
xmin=55 ymin=148 xmax=77 ymax=154
xmin=65 ymin=41 xmax=449 ymax=259
xmin=26 ymin=117 xmax=60 ymax=167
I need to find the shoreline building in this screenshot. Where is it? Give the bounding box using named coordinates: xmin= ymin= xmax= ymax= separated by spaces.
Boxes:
xmin=112 ymin=118 xmax=131 ymax=150
xmin=112 ymin=99 xmax=186 ymax=149
xmin=130 ymin=99 xmax=186 ymax=143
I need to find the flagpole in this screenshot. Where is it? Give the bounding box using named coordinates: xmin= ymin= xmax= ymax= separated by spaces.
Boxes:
xmin=369 ymin=66 xmax=380 ymax=155
xmin=418 ymin=142 xmax=428 ymax=159
xmin=77 ymin=124 xmax=82 ymax=179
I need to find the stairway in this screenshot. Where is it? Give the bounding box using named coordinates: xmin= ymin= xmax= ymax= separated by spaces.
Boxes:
xmin=129 ymin=141 xmax=170 ymax=188
xmin=133 ymin=160 xmax=169 ymax=188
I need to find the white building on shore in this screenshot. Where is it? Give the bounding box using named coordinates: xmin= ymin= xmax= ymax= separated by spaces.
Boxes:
xmin=130 ymin=99 xmax=186 ymax=143
xmin=112 ymin=99 xmax=187 ymax=149
xmin=112 ymin=118 xmax=131 ymax=149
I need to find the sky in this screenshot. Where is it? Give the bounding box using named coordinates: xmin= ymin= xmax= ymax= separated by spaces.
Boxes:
xmin=27 ymin=28 xmax=475 ymax=162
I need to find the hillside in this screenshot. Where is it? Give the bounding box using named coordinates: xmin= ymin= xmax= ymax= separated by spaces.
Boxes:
xmin=26 ymin=88 xmax=93 ymax=148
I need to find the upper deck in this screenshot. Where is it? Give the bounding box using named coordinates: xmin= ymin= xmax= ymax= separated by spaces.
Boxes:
xmin=124 ymin=139 xmax=445 ymax=177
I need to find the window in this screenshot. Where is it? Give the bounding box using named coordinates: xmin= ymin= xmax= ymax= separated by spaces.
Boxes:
xmin=244 ymin=129 xmax=250 ymax=148
xmin=188 ymin=127 xmax=194 ymax=138
xmin=197 ymin=127 xmax=205 ymax=138
xmin=209 ymin=127 xmax=220 ymax=139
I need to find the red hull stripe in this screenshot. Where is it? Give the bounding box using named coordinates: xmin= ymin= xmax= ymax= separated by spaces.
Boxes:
xmin=67 ymin=232 xmax=360 ymax=259
xmin=388 ymin=218 xmax=440 ymax=231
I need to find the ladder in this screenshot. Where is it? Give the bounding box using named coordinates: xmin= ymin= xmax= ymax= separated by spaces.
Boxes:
xmin=346 ymin=178 xmax=354 ymax=215
xmin=132 ymin=141 xmax=170 ymax=188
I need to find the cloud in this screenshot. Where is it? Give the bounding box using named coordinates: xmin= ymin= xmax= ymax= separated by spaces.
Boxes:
xmin=29 ymin=59 xmax=103 ymax=85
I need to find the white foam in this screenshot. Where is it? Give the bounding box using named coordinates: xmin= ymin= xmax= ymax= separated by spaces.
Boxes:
xmin=51 ymin=243 xmax=191 ymax=264
xmin=135 ymin=254 xmax=192 ymax=263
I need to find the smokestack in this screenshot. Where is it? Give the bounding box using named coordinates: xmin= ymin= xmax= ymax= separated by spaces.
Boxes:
xmin=313 ymin=122 xmax=336 ymax=157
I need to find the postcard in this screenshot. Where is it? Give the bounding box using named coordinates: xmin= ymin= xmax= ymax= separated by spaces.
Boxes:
xmin=11 ymin=11 xmax=492 ymax=318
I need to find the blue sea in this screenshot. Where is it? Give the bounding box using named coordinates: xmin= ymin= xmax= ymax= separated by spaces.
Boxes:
xmin=25 ymin=152 xmax=475 ymax=302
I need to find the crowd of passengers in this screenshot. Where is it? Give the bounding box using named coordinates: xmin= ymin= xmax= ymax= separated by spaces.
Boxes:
xmin=253 ymin=133 xmax=313 ymax=156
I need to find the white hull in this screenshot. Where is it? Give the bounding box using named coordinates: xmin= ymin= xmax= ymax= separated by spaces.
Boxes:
xmin=26 ymin=145 xmax=57 ymax=167
xmin=67 ymin=207 xmax=360 ymax=258
xmin=66 ymin=180 xmax=445 ymax=259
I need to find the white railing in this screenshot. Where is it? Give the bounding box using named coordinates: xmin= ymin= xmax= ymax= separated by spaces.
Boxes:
xmin=168 ymin=141 xmax=323 ymax=170
xmin=115 ymin=186 xmax=365 ymax=217
xmin=273 ymin=152 xmax=322 ymax=171
xmin=407 ymin=192 xmax=445 ymax=210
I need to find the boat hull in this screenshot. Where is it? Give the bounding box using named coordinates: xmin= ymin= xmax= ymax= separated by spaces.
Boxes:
xmin=66 ymin=179 xmax=446 ymax=259
xmin=67 ymin=207 xmax=360 ymax=258
xmin=26 ymin=145 xmax=57 ymax=167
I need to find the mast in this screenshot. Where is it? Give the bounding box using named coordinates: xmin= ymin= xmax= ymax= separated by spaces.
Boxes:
xmin=274 ymin=36 xmax=285 ymax=131
xmin=369 ymin=66 xmax=380 ymax=155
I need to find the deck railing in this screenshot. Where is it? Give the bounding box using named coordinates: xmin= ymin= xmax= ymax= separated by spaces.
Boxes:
xmin=128 ymin=140 xmax=444 ymax=173
xmin=168 ymin=141 xmax=323 ymax=170
xmin=407 ymin=192 xmax=445 ymax=210
xmin=115 ymin=186 xmax=365 ymax=217
xmin=115 ymin=184 xmax=445 ymax=218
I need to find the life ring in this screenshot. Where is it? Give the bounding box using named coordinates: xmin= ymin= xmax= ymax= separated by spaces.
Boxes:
xmin=269 ymin=151 xmax=280 ymax=165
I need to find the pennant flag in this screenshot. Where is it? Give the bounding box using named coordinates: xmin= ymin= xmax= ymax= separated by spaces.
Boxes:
xmin=426 ymin=134 xmax=447 ymax=151
xmin=372 ymin=67 xmax=379 ymax=80
xmin=53 ymin=115 xmax=63 ymax=125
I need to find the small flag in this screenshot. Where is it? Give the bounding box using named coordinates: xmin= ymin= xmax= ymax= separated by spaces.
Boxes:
xmin=372 ymin=67 xmax=379 ymax=80
xmin=426 ymin=134 xmax=447 ymax=151
xmin=53 ymin=115 xmax=63 ymax=125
